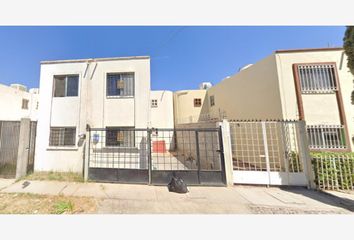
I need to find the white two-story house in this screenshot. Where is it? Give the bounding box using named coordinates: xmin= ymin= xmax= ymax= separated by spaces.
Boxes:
xmin=34 ymin=56 xmax=152 ymax=173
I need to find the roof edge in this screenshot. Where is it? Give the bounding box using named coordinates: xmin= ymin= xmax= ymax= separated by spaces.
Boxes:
xmin=41 ymin=56 xmax=150 ymax=64
xmin=275 ymin=47 xmax=343 ymax=54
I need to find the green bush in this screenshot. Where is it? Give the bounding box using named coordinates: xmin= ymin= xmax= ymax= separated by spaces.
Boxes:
xmin=311 ymin=152 xmax=354 ymax=190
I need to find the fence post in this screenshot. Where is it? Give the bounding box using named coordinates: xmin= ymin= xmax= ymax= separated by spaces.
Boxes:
xmin=218 ymin=120 xmax=234 ymax=187
xmin=147 ymin=129 xmax=152 ymax=185
xmin=15 ymin=118 xmax=31 ymax=179
xmin=297 ymin=120 xmax=316 ymax=189
xmin=261 ymin=122 xmax=271 ymax=187
xmin=84 ymin=127 xmax=90 ymax=181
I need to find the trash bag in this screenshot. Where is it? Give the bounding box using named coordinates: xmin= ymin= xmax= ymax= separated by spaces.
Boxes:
xmin=167 ymin=177 xmax=188 ymax=193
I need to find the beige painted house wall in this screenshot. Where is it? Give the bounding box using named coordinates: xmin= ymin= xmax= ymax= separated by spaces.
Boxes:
xmin=207 ymin=54 xmax=283 ymax=120
xmin=173 ymin=89 xmax=208 ymax=124
xmin=275 ymin=49 xmax=354 ymax=150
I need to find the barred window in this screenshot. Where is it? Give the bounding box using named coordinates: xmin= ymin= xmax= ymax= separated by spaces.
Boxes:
xmin=307 ymin=125 xmax=346 ymax=149
xmin=49 ymin=127 xmax=76 ymax=146
xmin=297 ymin=64 xmax=337 ymax=93
xmin=106 ymin=127 xmax=135 ymax=147
xmin=106 ymin=73 xmax=134 ymax=97
xmin=54 ymin=75 xmax=79 ymax=97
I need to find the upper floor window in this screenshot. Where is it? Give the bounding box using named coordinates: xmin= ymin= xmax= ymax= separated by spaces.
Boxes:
xmin=210 ymin=95 xmax=215 ymax=106
xmin=53 ymin=75 xmax=79 ymax=97
xmin=22 ymin=99 xmax=29 ymax=109
xmin=194 ymin=98 xmax=202 ymax=107
xmin=151 ymin=99 xmax=158 ymax=108
xmin=297 ymin=64 xmax=338 ymax=93
xmin=106 ymin=73 xmax=134 ymax=97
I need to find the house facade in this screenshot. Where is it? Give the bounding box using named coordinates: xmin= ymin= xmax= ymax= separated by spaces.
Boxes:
xmin=0 ymin=83 xmax=39 ymax=121
xmin=34 ymin=56 xmax=151 ymax=173
xmin=206 ymin=47 xmax=354 ymax=152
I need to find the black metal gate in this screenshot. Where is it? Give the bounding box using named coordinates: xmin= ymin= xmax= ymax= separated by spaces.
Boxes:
xmin=87 ymin=127 xmax=226 ymax=186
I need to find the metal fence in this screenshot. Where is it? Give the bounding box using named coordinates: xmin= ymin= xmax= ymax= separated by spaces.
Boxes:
xmin=87 ymin=127 xmax=226 ymax=185
xmin=229 ymin=120 xmax=308 ymax=186
xmin=312 ymin=154 xmax=354 ymax=190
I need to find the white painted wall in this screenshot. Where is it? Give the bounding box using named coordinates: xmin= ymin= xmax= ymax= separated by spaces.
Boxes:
xmin=150 ymin=90 xmax=174 ymax=129
xmin=0 ymin=83 xmax=39 ymax=121
xmin=34 ymin=57 xmax=151 ymax=173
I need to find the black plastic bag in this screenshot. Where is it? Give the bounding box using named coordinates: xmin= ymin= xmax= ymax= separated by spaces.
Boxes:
xmin=167 ymin=176 xmax=188 ymax=193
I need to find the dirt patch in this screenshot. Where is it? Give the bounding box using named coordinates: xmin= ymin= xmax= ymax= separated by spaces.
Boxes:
xmin=0 ymin=192 xmax=97 ymax=214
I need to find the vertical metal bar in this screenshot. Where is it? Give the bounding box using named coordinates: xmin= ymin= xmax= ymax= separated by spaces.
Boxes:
xmin=218 ymin=126 xmax=226 ymax=185
xmin=147 ymin=128 xmax=152 ymax=185
xmin=261 ymin=122 xmax=271 ymax=186
xmin=195 ymin=130 xmax=201 ymax=184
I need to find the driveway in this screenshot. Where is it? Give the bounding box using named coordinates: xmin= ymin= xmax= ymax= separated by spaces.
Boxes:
xmin=0 ymin=178 xmax=353 ymax=214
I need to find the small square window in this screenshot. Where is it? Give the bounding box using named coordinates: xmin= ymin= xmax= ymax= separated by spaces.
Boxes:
xmin=151 ymin=99 xmax=158 ymax=108
xmin=22 ymin=99 xmax=29 ymax=109
xmin=194 ymin=98 xmax=202 ymax=107
xmin=49 ymin=127 xmax=76 ymax=146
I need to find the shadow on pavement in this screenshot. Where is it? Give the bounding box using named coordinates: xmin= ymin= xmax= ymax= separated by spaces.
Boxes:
xmin=279 ymin=186 xmax=354 ymax=213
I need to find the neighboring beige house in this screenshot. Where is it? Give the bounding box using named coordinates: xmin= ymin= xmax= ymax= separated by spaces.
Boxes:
xmin=0 ymin=83 xmax=39 ymax=121
xmin=206 ymin=47 xmax=354 ymax=152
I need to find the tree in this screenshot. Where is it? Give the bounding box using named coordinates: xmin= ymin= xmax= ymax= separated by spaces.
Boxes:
xmin=343 ymin=26 xmax=354 ymax=75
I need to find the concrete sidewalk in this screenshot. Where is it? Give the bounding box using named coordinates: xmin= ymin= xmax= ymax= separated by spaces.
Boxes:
xmin=0 ymin=179 xmax=353 ymax=214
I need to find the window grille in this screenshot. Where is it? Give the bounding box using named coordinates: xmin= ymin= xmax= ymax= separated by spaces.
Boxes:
xmin=22 ymin=99 xmax=29 ymax=109
xmin=49 ymin=127 xmax=76 ymax=146
xmin=297 ymin=64 xmax=337 ymax=93
xmin=307 ymin=125 xmax=346 ymax=149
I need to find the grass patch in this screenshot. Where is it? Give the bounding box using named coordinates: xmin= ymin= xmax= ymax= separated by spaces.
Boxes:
xmin=0 ymin=192 xmax=96 ymax=214
xmin=52 ymin=200 xmax=74 ymax=214
xmin=24 ymin=171 xmax=84 ymax=182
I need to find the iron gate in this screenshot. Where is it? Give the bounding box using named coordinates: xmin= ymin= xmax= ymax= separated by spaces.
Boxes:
xmin=87 ymin=127 xmax=226 ymax=186
xmin=230 ymin=120 xmax=308 ymax=186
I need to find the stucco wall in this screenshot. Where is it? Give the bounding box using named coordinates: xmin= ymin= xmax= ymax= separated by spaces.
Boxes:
xmin=0 ymin=83 xmax=39 ymax=121
xmin=275 ymin=50 xmax=354 ymax=150
xmin=150 ymin=90 xmax=174 ymax=129
xmin=173 ymin=89 xmax=208 ymax=124
xmin=206 ymin=54 xmax=283 ymax=120
xmin=34 ymin=57 xmax=151 ymax=173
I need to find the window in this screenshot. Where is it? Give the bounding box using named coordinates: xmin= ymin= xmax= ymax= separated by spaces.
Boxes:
xmin=151 ymin=99 xmax=158 ymax=108
xmin=22 ymin=99 xmax=29 ymax=109
xmin=194 ymin=98 xmax=202 ymax=107
xmin=53 ymin=75 xmax=79 ymax=97
xmin=106 ymin=73 xmax=134 ymax=97
xmin=297 ymin=64 xmax=337 ymax=93
xmin=49 ymin=127 xmax=76 ymax=146
xmin=210 ymin=95 xmax=215 ymax=106
xmin=36 ymin=101 xmax=39 ymax=110
xmin=307 ymin=125 xmax=346 ymax=149
xmin=106 ymin=127 xmax=135 ymax=147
